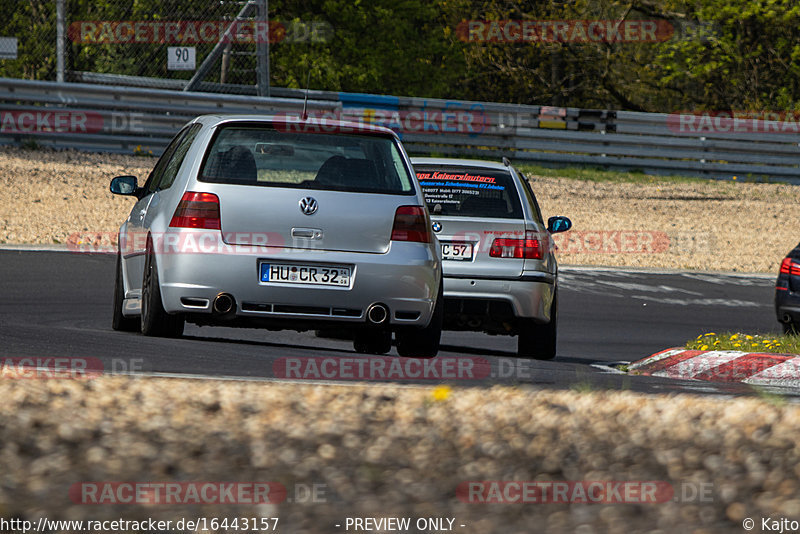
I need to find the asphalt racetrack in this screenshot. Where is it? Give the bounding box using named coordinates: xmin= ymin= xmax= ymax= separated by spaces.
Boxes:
xmin=0 ymin=249 xmax=787 ymax=397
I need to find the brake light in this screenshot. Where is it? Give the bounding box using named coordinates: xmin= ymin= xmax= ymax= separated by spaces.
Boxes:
xmin=391 ymin=206 xmax=431 ymax=243
xmin=169 ymin=192 xmax=221 ymax=229
xmin=780 ymin=257 xmax=800 ymax=276
xmin=489 ymin=232 xmax=543 ymax=259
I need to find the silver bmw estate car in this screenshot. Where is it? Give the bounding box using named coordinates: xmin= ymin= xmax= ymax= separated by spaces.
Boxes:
xmin=411 ymin=157 xmax=571 ymax=360
xmin=110 ymin=115 xmax=442 ymax=357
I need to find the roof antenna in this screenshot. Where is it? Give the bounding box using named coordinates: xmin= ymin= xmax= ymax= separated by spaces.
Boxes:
xmin=301 ymin=70 xmax=311 ymax=121
xmin=502 ymin=156 xmax=511 ymax=167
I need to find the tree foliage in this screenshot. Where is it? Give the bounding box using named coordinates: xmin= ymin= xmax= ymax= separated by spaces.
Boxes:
xmin=0 ymin=0 xmax=799 ymax=112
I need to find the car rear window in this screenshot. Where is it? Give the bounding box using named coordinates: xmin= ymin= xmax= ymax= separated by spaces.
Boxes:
xmin=199 ymin=124 xmax=415 ymax=195
xmin=416 ymin=167 xmax=523 ymax=218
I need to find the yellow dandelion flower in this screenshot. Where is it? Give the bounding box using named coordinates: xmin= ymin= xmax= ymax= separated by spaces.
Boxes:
xmin=431 ymin=385 xmax=451 ymax=402
xmin=700 ymin=345 xmax=709 ymax=350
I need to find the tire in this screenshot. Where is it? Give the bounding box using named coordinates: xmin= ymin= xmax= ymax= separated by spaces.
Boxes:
xmin=353 ymin=329 xmax=392 ymax=354
xmin=141 ymin=239 xmax=184 ymax=338
xmin=396 ymin=282 xmax=443 ymax=358
xmin=517 ymin=294 xmax=557 ymax=360
xmin=783 ymin=321 xmax=798 ymax=336
xmin=112 ymin=252 xmax=140 ymax=332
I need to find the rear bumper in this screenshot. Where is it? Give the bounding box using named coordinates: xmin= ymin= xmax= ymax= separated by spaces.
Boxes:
xmin=776 ymin=296 xmax=800 ymax=324
xmin=150 ymin=240 xmax=440 ymax=327
xmin=776 ymin=279 xmax=800 ymax=324
xmin=443 ymin=272 xmax=555 ymax=322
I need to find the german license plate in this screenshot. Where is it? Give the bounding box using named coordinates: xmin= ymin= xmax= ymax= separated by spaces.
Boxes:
xmin=260 ymin=263 xmax=351 ymax=286
xmin=441 ymin=242 xmax=473 ymax=261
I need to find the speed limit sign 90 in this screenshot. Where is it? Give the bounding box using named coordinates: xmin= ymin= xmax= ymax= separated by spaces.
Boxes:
xmin=167 ymin=47 xmax=196 ymax=70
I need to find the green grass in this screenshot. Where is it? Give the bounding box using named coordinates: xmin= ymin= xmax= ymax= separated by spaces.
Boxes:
xmin=570 ymin=381 xmax=595 ymax=393
xmin=516 ymin=163 xmax=719 ymax=185
xmin=686 ymin=332 xmax=800 ymax=354
xmin=753 ymin=386 xmax=788 ymax=407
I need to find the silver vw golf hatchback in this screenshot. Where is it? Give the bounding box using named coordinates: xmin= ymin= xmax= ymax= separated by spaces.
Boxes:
xmin=110 ymin=115 xmax=442 ymax=357
xmin=412 ymin=157 xmax=571 ymax=360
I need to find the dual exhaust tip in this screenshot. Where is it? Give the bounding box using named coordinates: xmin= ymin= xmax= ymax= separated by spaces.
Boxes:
xmin=213 ymin=294 xmax=389 ymax=325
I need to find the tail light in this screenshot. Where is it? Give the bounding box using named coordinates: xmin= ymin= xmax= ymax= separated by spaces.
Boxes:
xmin=490 ymin=231 xmax=543 ymax=259
xmin=391 ymin=206 xmax=431 ymax=243
xmin=780 ymin=257 xmax=800 ymax=276
xmin=169 ymin=192 xmax=221 ymax=229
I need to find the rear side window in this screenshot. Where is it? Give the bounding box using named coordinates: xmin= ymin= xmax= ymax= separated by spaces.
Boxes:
xmin=142 ymin=124 xmax=193 ymax=195
xmin=157 ymin=123 xmax=202 ymax=191
xmin=199 ymin=125 xmax=415 ymax=195
xmin=416 ymin=167 xmax=523 ymax=219
xmin=517 ymin=171 xmax=545 ymax=224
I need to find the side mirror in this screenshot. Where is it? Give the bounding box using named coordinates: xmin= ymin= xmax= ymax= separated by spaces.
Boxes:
xmin=110 ymin=175 xmax=139 ymax=197
xmin=547 ymin=216 xmax=572 ymax=234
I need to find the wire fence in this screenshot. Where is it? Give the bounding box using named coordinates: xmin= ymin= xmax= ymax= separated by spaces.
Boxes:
xmin=0 ymin=1 xmax=333 ymax=95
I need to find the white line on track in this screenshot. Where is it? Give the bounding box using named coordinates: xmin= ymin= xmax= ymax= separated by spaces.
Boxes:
xmin=561 ymin=264 xmax=775 ymax=279
xmin=0 ymin=244 xmax=74 ymax=252
xmin=589 ymin=361 xmax=630 ymax=375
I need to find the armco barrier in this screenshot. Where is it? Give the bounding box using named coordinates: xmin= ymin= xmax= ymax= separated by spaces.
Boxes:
xmin=1 ymin=77 xmax=799 ymax=183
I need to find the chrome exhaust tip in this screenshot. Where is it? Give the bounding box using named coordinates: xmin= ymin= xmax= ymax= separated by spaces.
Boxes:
xmin=213 ymin=293 xmax=236 ymax=316
xmin=366 ymin=303 xmax=389 ymax=325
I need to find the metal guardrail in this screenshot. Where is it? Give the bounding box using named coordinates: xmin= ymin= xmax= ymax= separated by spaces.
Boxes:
xmin=1 ymin=77 xmax=799 ymax=183
xmin=0 ymin=77 xmax=338 ymax=154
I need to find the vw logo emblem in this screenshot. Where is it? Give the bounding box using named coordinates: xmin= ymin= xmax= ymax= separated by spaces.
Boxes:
xmin=432 ymin=221 xmax=442 ymax=233
xmin=299 ymin=197 xmax=318 ymax=215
